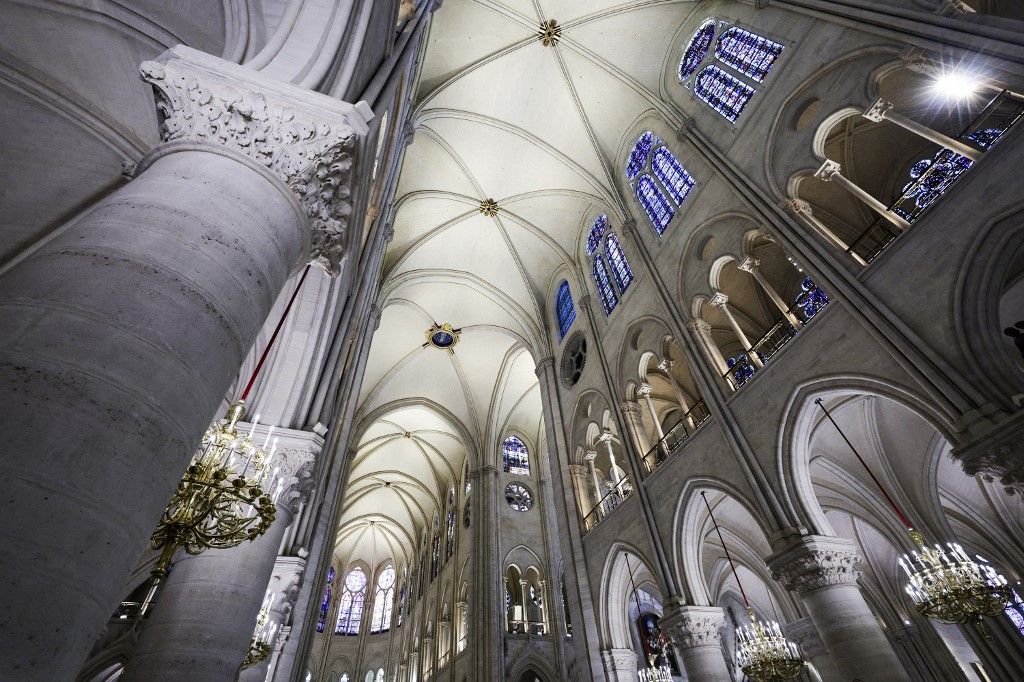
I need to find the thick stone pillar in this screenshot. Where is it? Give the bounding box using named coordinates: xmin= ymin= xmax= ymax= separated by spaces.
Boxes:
xmin=768 ymin=536 xmax=909 ymax=681
xmin=661 ymin=604 xmax=732 ymax=681
xmin=785 ymin=616 xmax=839 ymax=682
xmin=0 ymin=46 xmax=367 ymax=679
xmin=123 ymin=438 xmax=317 ymax=680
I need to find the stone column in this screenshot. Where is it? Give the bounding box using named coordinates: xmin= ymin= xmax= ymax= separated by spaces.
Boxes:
xmin=709 ymin=292 xmax=764 ymax=367
xmin=124 ymin=437 xmax=318 ymax=680
xmin=661 ymin=604 xmax=732 ymax=681
xmin=688 ymin=319 xmax=731 ymax=378
xmin=779 ymin=199 xmax=867 ymax=266
xmin=598 ymin=430 xmax=625 ymax=491
xmin=637 ymin=383 xmax=669 ymax=457
xmin=737 ymin=257 xmax=801 ymax=327
xmin=814 ymin=160 xmax=911 ymax=231
xmin=619 ymin=399 xmax=654 ymax=465
xmin=238 ymin=545 xmax=308 ymax=681
xmin=0 ymin=46 xmax=367 ymax=679
xmin=656 ymin=359 xmax=696 ymax=429
xmin=567 ymin=464 xmax=592 ymax=518
xmin=767 ymin=536 xmax=909 ymax=681
xmin=863 ymin=98 xmax=982 ymax=161
xmin=785 ymin=616 xmax=839 ymax=682
xmin=601 ymin=648 xmax=639 ymax=681
xmin=583 ymin=451 xmax=604 ymax=520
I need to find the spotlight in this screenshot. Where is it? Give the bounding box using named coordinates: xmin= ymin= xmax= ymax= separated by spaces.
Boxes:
xmin=931 ymin=70 xmax=981 ymax=100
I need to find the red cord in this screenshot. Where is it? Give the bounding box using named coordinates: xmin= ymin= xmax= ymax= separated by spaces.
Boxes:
xmin=239 ymin=264 xmax=312 ymax=402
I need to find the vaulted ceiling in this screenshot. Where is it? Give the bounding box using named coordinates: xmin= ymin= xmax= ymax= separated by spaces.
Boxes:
xmin=336 ymin=0 xmax=701 ymax=568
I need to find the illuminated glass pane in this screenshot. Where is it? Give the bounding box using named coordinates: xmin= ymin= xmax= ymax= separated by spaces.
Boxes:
xmin=626 ymin=131 xmax=658 ymax=180
xmin=586 ymin=214 xmax=608 ymax=255
xmin=652 ymin=147 xmax=696 ymax=206
xmin=694 ymin=66 xmax=755 ymax=123
xmin=335 ymin=568 xmax=367 ymax=635
xmin=556 ymin=280 xmax=576 ymax=339
xmin=505 ymin=483 xmax=534 ymax=511
xmin=636 ymin=175 xmax=675 ymax=234
xmin=370 ymin=566 xmax=396 ymax=633
xmin=446 ymin=487 xmax=456 ymax=560
xmin=715 ymin=27 xmax=783 ymax=83
xmin=316 ymin=566 xmax=335 ymax=633
xmin=592 ymin=257 xmax=619 ymax=315
xmin=502 ymin=435 xmax=530 ymax=475
xmin=680 ymin=19 xmax=716 ymax=80
xmin=606 ymin=234 xmax=633 ymax=293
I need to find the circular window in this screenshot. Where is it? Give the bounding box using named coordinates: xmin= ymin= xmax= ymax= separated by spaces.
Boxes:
xmin=560 ymin=332 xmax=587 ymax=386
xmin=505 ymin=483 xmax=534 ymax=512
xmin=426 ymin=322 xmax=461 ymax=350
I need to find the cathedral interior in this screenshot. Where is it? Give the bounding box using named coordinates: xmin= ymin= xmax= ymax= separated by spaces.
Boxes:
xmin=3 ymin=0 xmax=1024 ymax=680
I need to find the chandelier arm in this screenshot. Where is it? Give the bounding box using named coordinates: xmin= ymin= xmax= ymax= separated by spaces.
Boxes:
xmin=240 ymin=263 xmax=312 ymax=402
xmin=813 ymin=398 xmax=914 ymax=533
xmin=700 ymin=490 xmax=750 ymax=610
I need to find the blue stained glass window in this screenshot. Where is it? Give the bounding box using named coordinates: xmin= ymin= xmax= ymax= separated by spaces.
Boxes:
xmin=445 ymin=487 xmax=456 ymax=560
xmin=556 ymin=280 xmax=576 ymax=339
xmin=593 ymin=257 xmax=619 ymax=315
xmin=715 ymin=28 xmax=783 ymax=83
xmin=430 ymin=517 xmax=440 ymax=580
xmin=626 ymin=131 xmax=657 ymax=180
xmin=893 ymin=148 xmax=973 ymax=222
xmin=317 ymin=566 xmax=336 ymax=633
xmin=502 ymin=435 xmax=530 ymax=475
xmin=652 ymin=147 xmax=696 ymax=206
xmin=680 ymin=20 xmax=717 ymax=81
xmin=793 ymin=277 xmax=830 ymax=319
xmin=1007 ymin=590 xmax=1024 ymax=637
xmin=335 ymin=568 xmax=367 ymax=635
xmin=636 ymin=175 xmax=675 ymax=234
xmin=694 ymin=66 xmax=755 ymax=123
xmin=606 ymin=234 xmax=633 ymax=293
xmin=586 ymin=214 xmax=608 ymax=255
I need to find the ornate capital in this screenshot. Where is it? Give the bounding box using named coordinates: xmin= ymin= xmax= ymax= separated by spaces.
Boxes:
xmin=950 ymin=411 xmax=1024 ymax=495
xmin=578 ymin=294 xmax=592 ymax=310
xmin=779 ymin=198 xmax=813 ymax=217
xmin=768 ymin=536 xmax=862 ymax=595
xmin=863 ymin=98 xmax=894 ymax=123
xmin=709 ymin=292 xmax=729 ymax=308
xmin=567 ymin=463 xmax=586 ymax=476
xmin=661 ymin=605 xmax=725 ymax=650
xmin=636 ymin=383 xmax=653 ymax=398
xmin=369 ymin=303 xmax=383 ymax=330
xmin=401 ymin=119 xmax=416 ymax=147
xmin=247 ymin=425 xmax=323 ymax=514
xmin=139 ymin=46 xmax=372 ymax=275
xmin=736 ymin=256 xmax=759 ymax=274
xmin=784 ymin=616 xmax=826 ymax=659
xmin=656 ymin=359 xmax=674 ymax=373
xmin=534 ymin=356 xmax=556 ymax=377
xmin=620 ymin=399 xmax=642 ymax=416
xmin=583 ymin=450 xmax=598 ymax=463
xmin=600 ymin=648 xmax=638 ymax=673
xmin=814 ymin=159 xmax=841 ymax=182
xmin=382 ymin=222 xmax=395 ymax=244
xmin=687 ymin=318 xmax=712 ymax=334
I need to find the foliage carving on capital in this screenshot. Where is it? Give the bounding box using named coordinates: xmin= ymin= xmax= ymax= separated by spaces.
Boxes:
xmin=139 ymin=47 xmax=372 ymax=275
xmin=663 ymin=607 xmax=725 ymax=650
xmin=277 ymin=454 xmax=317 ymax=514
xmin=814 ymin=160 xmax=841 ymax=182
xmin=619 ymin=399 xmax=642 ymax=416
xmin=769 ymin=540 xmax=862 ymax=595
xmin=863 ymin=99 xmax=894 ymax=123
xmin=952 ymin=419 xmax=1024 ymax=495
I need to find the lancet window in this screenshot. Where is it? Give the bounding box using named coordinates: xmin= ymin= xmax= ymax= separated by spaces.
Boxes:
xmin=555 ymin=280 xmax=576 ymax=339
xmin=370 ymin=565 xmax=396 ymax=633
xmin=430 ymin=515 xmax=440 ymax=580
xmin=445 ymin=486 xmax=456 ymax=560
xmin=316 ymin=566 xmax=335 ymax=633
xmin=625 ymin=134 xmax=696 ymax=235
xmin=335 ymin=567 xmax=368 ymax=635
xmin=502 ymin=435 xmax=530 ymax=475
xmin=585 ymin=215 xmax=633 ymax=315
xmin=678 ymin=20 xmax=783 ymax=123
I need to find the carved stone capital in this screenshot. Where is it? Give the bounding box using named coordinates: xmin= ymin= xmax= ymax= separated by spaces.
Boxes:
xmin=863 ymin=98 xmax=894 ymax=123
xmin=139 ymin=46 xmax=372 ymax=275
xmin=709 ymin=292 xmax=729 ymax=308
xmin=661 ymin=605 xmax=725 ymax=650
xmin=402 ymin=120 xmax=416 ymax=147
xmin=600 ymin=648 xmax=638 ymax=675
xmin=656 ymin=359 xmax=674 ymax=373
xmin=534 ymin=356 xmax=556 ymax=377
xmin=369 ymin=304 xmax=383 ymax=330
xmin=687 ymin=318 xmax=712 ymax=334
xmin=578 ymin=294 xmax=592 ymax=310
xmin=950 ymin=411 xmax=1024 ymax=495
xmin=583 ymin=450 xmax=598 ymax=463
xmin=814 ymin=159 xmax=841 ymax=182
xmin=246 ymin=424 xmax=323 ymax=514
xmin=779 ymin=198 xmax=813 ymax=217
xmin=266 ymin=555 xmax=307 ymax=622
xmin=784 ymin=616 xmax=826 ymax=659
xmin=621 ymin=218 xmax=638 ymax=235
xmin=636 ymin=383 xmax=653 ymax=398
xmin=382 ymin=223 xmax=395 ymax=244
xmin=767 ymin=536 xmax=862 ymax=595
xmin=736 ymin=256 xmax=759 ymax=274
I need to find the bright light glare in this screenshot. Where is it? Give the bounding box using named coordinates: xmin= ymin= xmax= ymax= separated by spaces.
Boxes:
xmin=931 ymin=71 xmax=980 ymax=99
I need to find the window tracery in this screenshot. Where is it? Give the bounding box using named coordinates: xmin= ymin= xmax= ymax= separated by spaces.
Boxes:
xmin=586 ymin=214 xmax=633 ymax=314
xmin=370 ymin=565 xmax=396 ymax=633
xmin=555 ymin=280 xmax=576 ymax=339
xmin=445 ymin=487 xmax=456 ymax=560
xmin=430 ymin=515 xmax=441 ymax=580
xmin=626 ymin=134 xmax=696 ymax=234
xmin=678 ymin=20 xmax=783 ymax=123
xmin=335 ymin=567 xmax=368 ymax=635
xmin=505 ymin=483 xmax=534 ymax=511
xmin=502 ymin=435 xmax=530 ymax=475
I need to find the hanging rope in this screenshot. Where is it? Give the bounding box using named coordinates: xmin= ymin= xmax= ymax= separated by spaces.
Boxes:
xmin=700 ymin=490 xmax=750 ymax=609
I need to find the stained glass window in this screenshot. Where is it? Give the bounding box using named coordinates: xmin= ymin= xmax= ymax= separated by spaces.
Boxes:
xmin=397 ymin=580 xmax=406 ymax=627
xmin=636 ymin=176 xmax=675 ymax=234
xmin=592 ymin=257 xmax=619 ymax=315
xmin=679 ymin=19 xmax=716 ymax=80
xmin=586 ymin=214 xmax=608 ymax=256
xmin=892 ymin=148 xmax=973 ymax=222
xmin=502 ymin=435 xmax=530 ymax=475
xmin=1007 ymin=590 xmax=1024 ymax=637
xmin=375 ymin=670 xmax=385 ymax=682
xmin=694 ymin=66 xmax=755 ymax=123
xmin=370 ymin=566 xmax=396 ymax=633
xmin=715 ymin=28 xmax=783 ymax=83
xmin=556 ymin=280 xmax=576 ymax=339
xmin=430 ymin=516 xmax=441 ymax=580
xmin=445 ymin=487 xmax=456 ymax=560
xmin=505 ymin=483 xmax=534 ymax=511
xmin=626 ymin=131 xmax=657 ymax=180
xmin=317 ymin=566 xmax=335 ymax=633
xmin=652 ymin=148 xmax=696 ymax=206
xmin=335 ymin=568 xmax=367 ymax=635
xmin=606 ymin=234 xmax=633 ymax=293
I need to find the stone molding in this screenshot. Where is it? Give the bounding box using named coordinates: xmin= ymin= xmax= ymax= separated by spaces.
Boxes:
xmin=814 ymin=159 xmax=841 ymax=182
xmin=768 ymin=536 xmax=862 ymax=595
xmin=600 ymin=647 xmax=638 ymax=673
xmin=139 ymin=46 xmax=372 ymax=275
xmin=784 ymin=616 xmax=826 ymax=659
xmin=862 ymin=98 xmax=894 ymax=123
xmin=246 ymin=424 xmax=323 ymax=513
xmin=534 ymin=356 xmax=556 ymax=377
xmin=779 ymin=198 xmax=813 ymax=217
xmin=951 ymin=411 xmax=1024 ymax=495
xmin=619 ymin=399 xmax=642 ymax=416
xmin=661 ymin=605 xmax=725 ymax=649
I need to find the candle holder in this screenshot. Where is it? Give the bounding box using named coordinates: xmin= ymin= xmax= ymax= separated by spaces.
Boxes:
xmin=735 ymin=609 xmax=804 ymax=681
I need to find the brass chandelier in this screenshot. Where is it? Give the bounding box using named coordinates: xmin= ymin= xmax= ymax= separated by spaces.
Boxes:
xmin=701 ymin=491 xmax=804 ymax=682
xmin=242 ymin=593 xmax=279 ymax=670
xmin=816 ymin=398 xmax=1011 ymax=630
xmin=140 ymin=265 xmax=313 ymax=615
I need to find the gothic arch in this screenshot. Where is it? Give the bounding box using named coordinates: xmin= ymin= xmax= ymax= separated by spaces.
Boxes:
xmin=597 ymin=542 xmax=661 ymax=650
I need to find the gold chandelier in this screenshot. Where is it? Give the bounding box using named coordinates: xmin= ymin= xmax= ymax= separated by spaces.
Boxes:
xmin=816 ymin=399 xmax=1011 ymax=630
xmin=700 ymin=491 xmax=804 ymax=682
xmin=241 ymin=593 xmax=279 ymax=670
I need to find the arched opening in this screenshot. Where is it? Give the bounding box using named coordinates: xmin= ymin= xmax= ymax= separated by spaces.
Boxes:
xmin=506 ymin=565 xmax=525 ymax=634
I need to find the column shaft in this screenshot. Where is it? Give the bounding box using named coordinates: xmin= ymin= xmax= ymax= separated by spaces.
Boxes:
xmin=715 ymin=300 xmax=764 ymax=368
xmin=0 ymin=146 xmax=305 ymax=679
xmin=824 ymin=165 xmax=911 ymax=231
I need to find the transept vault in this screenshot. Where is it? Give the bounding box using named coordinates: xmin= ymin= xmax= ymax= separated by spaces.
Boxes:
xmin=1 ymin=1 xmax=1024 ymax=681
